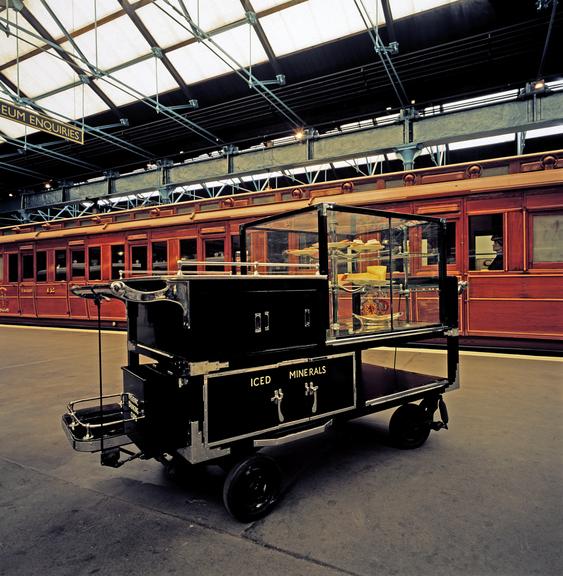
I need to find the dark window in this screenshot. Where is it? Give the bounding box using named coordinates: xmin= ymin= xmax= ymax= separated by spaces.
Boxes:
xmin=469 ymin=214 xmax=503 ymax=271
xmin=204 ymin=238 xmax=224 ymax=271
xmin=55 ymin=250 xmax=67 ymax=281
xmin=88 ymin=247 xmax=101 ymax=280
xmin=152 ymin=241 xmax=168 ymax=273
xmin=71 ymin=249 xmax=85 ymax=278
xmin=131 ymin=245 xmax=147 ymax=275
xmin=22 ymin=253 xmax=34 ymax=280
xmin=179 ymin=238 xmax=197 ymax=271
xmin=231 ymin=235 xmax=241 ymax=274
xmin=111 ymin=245 xmax=125 ymax=280
xmin=36 ymin=251 xmax=47 ymax=282
xmin=8 ymin=254 xmax=18 ymax=282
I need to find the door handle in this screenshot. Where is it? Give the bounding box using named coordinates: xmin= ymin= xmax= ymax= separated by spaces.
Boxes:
xmin=271 ymin=389 xmax=284 ymax=422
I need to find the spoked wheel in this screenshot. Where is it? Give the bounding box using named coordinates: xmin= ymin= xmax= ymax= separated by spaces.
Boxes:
xmin=223 ymin=454 xmax=282 ymax=522
xmin=389 ymin=403 xmax=431 ymax=449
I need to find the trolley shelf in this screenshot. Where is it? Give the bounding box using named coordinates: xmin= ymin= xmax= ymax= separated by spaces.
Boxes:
xmin=61 ymin=393 xmax=143 ymax=453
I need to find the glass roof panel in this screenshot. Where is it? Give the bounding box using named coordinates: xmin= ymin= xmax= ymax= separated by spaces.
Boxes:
xmin=251 ymin=0 xmax=299 ymax=12
xmin=259 ymin=0 xmax=384 ymax=57
xmin=389 ymin=0 xmax=460 ymax=19
xmin=36 ymin=85 xmax=108 ymax=121
xmin=167 ymin=43 xmax=234 ymax=85
xmin=94 ymin=59 xmax=178 ymax=107
xmin=211 ymin=26 xmax=268 ymax=68
xmin=136 ymin=3 xmax=194 ymax=49
xmin=26 ymin=0 xmax=121 ymax=35
xmin=0 ymin=116 xmax=31 ymax=139
xmin=3 ymin=49 xmax=78 ymax=98
xmin=163 ymin=0 xmax=246 ymax=32
xmin=0 ymin=9 xmax=44 ymax=63
xmin=67 ymin=15 xmax=150 ymax=71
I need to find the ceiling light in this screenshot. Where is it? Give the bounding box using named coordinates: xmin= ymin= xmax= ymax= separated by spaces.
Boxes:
xmin=294 ymin=128 xmax=305 ymax=141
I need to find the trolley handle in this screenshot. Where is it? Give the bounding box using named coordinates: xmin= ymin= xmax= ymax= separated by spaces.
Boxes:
xmin=109 ymin=280 xmax=171 ymax=303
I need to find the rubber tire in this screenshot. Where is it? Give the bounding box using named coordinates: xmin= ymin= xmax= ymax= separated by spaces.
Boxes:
xmin=389 ymin=403 xmax=431 ymax=449
xmin=223 ymin=454 xmax=282 ymax=522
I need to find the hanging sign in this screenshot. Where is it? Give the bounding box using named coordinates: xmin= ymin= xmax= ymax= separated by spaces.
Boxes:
xmin=0 ymin=98 xmax=84 ymax=145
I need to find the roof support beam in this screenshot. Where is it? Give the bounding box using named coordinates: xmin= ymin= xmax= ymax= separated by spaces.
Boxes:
xmin=380 ymin=0 xmax=397 ymax=45
xmin=117 ymin=0 xmax=196 ymax=101
xmin=239 ymin=0 xmax=284 ymax=78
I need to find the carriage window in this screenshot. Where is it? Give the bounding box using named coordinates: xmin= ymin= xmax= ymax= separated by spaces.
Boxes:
xmin=231 ymin=235 xmax=241 ymax=274
xmin=204 ymin=238 xmax=224 ymax=271
xmin=36 ymin=251 xmax=47 ymax=282
xmin=532 ymin=213 xmax=563 ymax=263
xmin=131 ymin=246 xmax=147 ymax=275
xmin=22 ymin=253 xmax=34 ymax=280
xmin=9 ymin=254 xmax=18 ymax=282
xmin=55 ymin=250 xmax=67 ymax=281
xmin=152 ymin=242 xmax=168 ymax=273
xmin=469 ymin=214 xmax=503 ymax=271
xmin=180 ymin=238 xmax=197 ymax=272
xmin=422 ymin=221 xmax=456 ymax=265
xmin=71 ymin=249 xmax=85 ymax=278
xmin=111 ymin=245 xmax=125 ymax=280
xmin=88 ymin=247 xmax=101 ymax=281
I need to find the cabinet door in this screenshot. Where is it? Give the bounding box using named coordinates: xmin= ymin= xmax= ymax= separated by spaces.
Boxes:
xmin=244 ymin=289 xmax=320 ymax=353
xmin=205 ymin=354 xmax=355 ymax=446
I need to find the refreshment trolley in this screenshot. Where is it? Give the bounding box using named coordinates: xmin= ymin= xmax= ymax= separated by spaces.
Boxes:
xmin=62 ymin=203 xmax=460 ymax=522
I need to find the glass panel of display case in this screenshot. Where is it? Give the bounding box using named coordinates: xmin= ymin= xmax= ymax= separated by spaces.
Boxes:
xmin=243 ymin=205 xmax=445 ymax=341
xmin=245 ymin=209 xmax=320 ymax=275
xmin=204 ymin=238 xmax=225 ymax=272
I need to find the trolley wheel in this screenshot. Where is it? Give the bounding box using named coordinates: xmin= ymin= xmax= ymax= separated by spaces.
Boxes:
xmin=223 ymin=454 xmax=282 ymax=522
xmin=389 ymin=403 xmax=431 ymax=449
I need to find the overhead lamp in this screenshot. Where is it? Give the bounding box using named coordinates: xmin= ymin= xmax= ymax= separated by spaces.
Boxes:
xmin=294 ymin=128 xmax=305 ymax=141
xmin=519 ymin=79 xmax=550 ymax=98
xmin=45 ymin=182 xmax=51 ymax=189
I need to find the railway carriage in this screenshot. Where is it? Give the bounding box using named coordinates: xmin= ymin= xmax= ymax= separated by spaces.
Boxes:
xmin=1 ymin=149 xmax=562 ymax=345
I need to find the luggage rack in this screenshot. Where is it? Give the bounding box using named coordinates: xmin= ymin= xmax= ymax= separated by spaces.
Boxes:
xmin=62 ymin=393 xmax=144 ymax=453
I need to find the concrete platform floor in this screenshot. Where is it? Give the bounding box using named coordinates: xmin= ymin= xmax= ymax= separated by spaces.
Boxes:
xmin=0 ymin=325 xmax=562 ymax=576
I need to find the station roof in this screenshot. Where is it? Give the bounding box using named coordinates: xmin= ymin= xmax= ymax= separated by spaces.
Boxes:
xmin=0 ymin=0 xmax=561 ymax=197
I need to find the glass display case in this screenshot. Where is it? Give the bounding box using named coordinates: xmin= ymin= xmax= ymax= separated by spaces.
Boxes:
xmin=242 ymin=203 xmax=446 ymax=343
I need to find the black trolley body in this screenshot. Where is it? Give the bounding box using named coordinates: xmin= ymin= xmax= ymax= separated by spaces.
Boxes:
xmin=62 ymin=204 xmax=460 ymax=521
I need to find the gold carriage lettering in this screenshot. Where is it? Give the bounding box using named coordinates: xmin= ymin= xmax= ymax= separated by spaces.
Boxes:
xmin=289 ymin=365 xmax=327 ymax=379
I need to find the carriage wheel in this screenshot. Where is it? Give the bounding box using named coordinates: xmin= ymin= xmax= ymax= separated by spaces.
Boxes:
xmin=223 ymin=454 xmax=282 ymax=522
xmin=389 ymin=403 xmax=431 ymax=449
